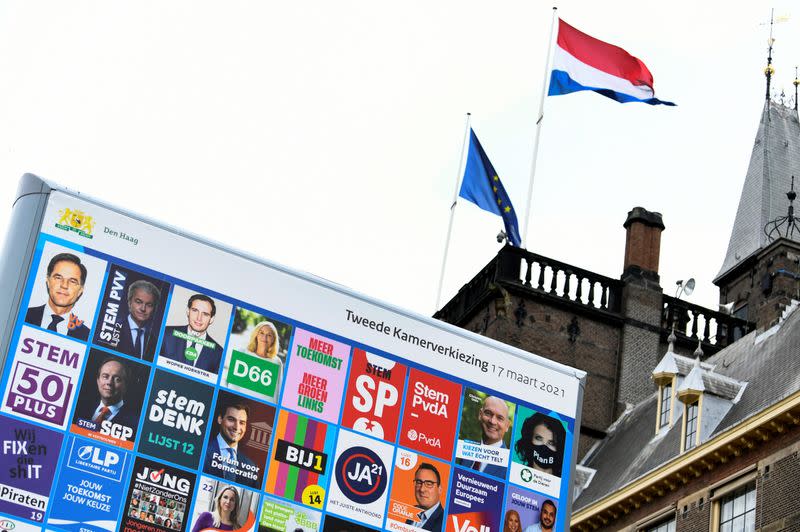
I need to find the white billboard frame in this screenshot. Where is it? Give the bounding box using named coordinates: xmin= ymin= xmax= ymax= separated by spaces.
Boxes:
xmin=0 ymin=173 xmax=586 ymax=532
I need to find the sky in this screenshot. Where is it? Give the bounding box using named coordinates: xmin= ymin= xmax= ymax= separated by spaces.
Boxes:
xmin=1 ymin=1 xmax=798 ymax=320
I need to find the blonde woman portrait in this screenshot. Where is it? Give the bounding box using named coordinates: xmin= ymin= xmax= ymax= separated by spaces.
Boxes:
xmin=222 ymin=309 xmax=293 ymax=403
xmin=503 ymin=510 xmax=522 ymax=532
xmin=247 ymin=321 xmax=281 ymax=361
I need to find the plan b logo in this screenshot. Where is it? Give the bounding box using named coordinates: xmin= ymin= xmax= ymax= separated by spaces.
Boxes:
xmin=334 ymin=446 xmax=387 ymax=504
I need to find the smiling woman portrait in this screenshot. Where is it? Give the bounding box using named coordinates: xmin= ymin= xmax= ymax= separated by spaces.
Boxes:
xmin=247 ymin=321 xmax=281 ymax=360
xmin=191 ymin=485 xmax=241 ymax=532
xmin=504 ymin=509 xmax=522 ymax=532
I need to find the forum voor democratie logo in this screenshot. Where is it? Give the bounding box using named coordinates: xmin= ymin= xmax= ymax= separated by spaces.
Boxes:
xmin=55 ymin=208 xmax=95 ymax=239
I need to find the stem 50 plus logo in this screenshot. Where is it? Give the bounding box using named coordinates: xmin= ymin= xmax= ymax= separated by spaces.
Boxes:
xmin=334 ymin=446 xmax=387 ymax=504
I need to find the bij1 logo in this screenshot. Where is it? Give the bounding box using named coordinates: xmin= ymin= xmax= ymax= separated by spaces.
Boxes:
xmin=55 ymin=208 xmax=95 ymax=239
xmin=334 ymin=446 xmax=387 ymax=504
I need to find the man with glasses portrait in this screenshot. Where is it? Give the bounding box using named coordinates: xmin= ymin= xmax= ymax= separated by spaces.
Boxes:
xmin=406 ymin=463 xmax=444 ymax=530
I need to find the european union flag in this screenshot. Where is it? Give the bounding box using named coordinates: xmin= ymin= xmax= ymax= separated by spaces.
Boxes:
xmin=459 ymin=129 xmax=522 ymax=247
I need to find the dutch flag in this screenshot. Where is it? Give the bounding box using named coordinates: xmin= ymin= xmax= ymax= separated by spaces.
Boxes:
xmin=549 ymin=19 xmax=675 ymax=106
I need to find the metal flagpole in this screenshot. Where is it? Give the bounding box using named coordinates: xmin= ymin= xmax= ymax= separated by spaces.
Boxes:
xmin=435 ymin=112 xmax=472 ymax=312
xmin=521 ymin=6 xmax=558 ymax=249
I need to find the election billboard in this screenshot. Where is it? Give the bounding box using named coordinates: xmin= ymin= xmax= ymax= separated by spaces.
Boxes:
xmin=0 ymin=174 xmax=585 ymax=531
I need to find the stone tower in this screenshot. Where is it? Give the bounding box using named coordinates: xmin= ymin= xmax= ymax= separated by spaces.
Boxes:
xmin=714 ymin=99 xmax=800 ymax=330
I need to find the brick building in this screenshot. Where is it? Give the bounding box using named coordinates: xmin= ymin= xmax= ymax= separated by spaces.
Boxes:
xmin=435 ymin=77 xmax=800 ymax=529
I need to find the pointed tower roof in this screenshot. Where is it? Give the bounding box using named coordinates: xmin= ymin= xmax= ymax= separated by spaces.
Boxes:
xmin=715 ymin=100 xmax=800 ymax=282
xmin=652 ymin=328 xmax=679 ymax=384
xmin=677 ymin=354 xmax=705 ymax=400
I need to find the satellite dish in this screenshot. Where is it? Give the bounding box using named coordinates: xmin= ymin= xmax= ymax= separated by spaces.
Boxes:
xmin=675 ymin=278 xmax=696 ymax=298
xmin=683 ymin=278 xmax=695 ymax=296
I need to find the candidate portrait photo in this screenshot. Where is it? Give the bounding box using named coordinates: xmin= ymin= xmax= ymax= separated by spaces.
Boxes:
xmin=455 ymin=388 xmax=516 ymax=479
xmin=220 ymin=306 xmax=294 ymax=404
xmin=202 ymin=389 xmax=275 ymax=489
xmin=188 ymin=477 xmax=259 ymax=532
xmin=70 ymin=348 xmax=150 ymax=449
xmin=387 ymin=449 xmax=451 ymax=532
xmin=511 ymin=406 xmax=567 ymax=479
xmin=158 ymin=285 xmax=233 ymax=381
xmin=23 ymin=241 xmax=106 ymax=342
xmin=92 ymin=264 xmax=171 ymax=361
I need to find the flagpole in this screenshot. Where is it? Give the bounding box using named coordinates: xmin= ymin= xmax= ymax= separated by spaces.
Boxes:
xmin=435 ymin=112 xmax=471 ymax=312
xmin=521 ymin=6 xmax=558 ymax=249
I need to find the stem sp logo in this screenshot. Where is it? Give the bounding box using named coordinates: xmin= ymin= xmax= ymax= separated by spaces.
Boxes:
xmin=334 ymin=446 xmax=387 ymax=504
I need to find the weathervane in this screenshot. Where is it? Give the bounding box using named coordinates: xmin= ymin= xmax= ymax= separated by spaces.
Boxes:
xmin=763 ymin=10 xmax=791 ymax=105
xmin=764 ymin=176 xmax=800 ymax=241
xmin=765 ymin=9 xmax=775 ymax=100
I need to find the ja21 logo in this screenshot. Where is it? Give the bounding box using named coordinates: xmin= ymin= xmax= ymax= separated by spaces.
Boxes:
xmin=334 ymin=446 xmax=387 ymax=504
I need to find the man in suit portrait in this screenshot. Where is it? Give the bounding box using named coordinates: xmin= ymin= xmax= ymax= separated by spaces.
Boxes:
xmin=160 ymin=293 xmax=223 ymax=372
xmin=203 ymin=401 xmax=260 ymax=488
xmin=25 ymin=252 xmax=90 ymax=340
xmin=406 ymin=463 xmax=444 ymax=531
xmin=116 ymin=280 xmax=161 ymax=359
xmin=458 ymin=396 xmax=511 ymax=477
xmin=81 ymin=357 xmax=137 ymax=431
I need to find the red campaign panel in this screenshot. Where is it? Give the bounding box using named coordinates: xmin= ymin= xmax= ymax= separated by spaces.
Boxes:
xmin=399 ymin=368 xmax=462 ymax=461
xmin=340 ymin=349 xmax=407 ymax=443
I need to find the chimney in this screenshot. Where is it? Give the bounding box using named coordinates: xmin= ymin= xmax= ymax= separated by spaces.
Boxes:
xmin=617 ymin=207 xmax=666 ymax=411
xmin=622 ymin=207 xmax=665 ymax=285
